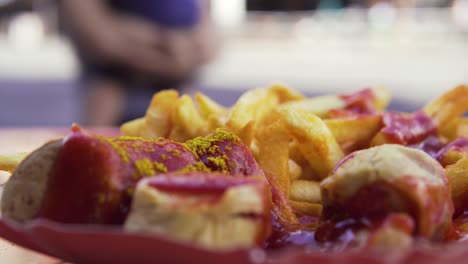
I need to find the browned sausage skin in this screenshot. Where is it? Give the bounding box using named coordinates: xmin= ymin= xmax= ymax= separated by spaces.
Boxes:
xmin=317 ymin=145 xmax=453 ymax=245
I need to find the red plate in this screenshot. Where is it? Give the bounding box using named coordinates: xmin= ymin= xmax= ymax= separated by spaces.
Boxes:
xmin=1 ymin=219 xmax=468 ymax=264
xmin=0 ymin=219 xmax=250 ymax=264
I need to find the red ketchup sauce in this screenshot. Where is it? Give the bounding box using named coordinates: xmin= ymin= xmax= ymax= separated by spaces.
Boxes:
xmin=37 ymin=127 xmax=197 ymax=224
xmin=329 ymin=88 xmax=377 ymax=118
xmin=146 ymin=173 xmax=264 ymax=194
xmin=316 ymin=182 xmax=417 ymax=245
xmin=340 ymin=88 xmax=376 ymax=115
xmin=265 ymin=212 xmax=318 ymax=249
xmin=381 ymin=111 xmax=437 ymax=145
xmin=315 ymin=172 xmax=453 ymax=248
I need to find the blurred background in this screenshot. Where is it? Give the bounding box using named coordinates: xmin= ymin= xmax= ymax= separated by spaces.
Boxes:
xmin=0 ymin=0 xmax=467 ymax=126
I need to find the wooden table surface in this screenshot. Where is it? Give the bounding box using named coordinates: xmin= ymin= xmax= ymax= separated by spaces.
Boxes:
xmin=0 ymin=128 xmax=120 ymax=264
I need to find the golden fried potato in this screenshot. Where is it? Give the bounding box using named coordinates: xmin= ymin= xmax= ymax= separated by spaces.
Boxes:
xmin=194 ymin=92 xmax=229 ymax=121
xmin=226 ymin=88 xmax=279 ymax=135
xmin=120 ymin=118 xmax=156 ymax=138
xmin=268 ymin=84 xmax=304 ymax=103
xmin=237 ymin=120 xmax=256 ymax=147
xmin=280 ymin=95 xmax=345 ymax=118
xmin=287 ymin=142 xmax=319 ymax=180
xmin=147 ymin=90 xmax=180 ymax=138
xmin=288 ymin=159 xmax=302 ymax=181
xmin=278 ymin=107 xmax=344 ymax=179
xmin=280 ymin=86 xmax=390 ymax=119
xmin=438 ymin=118 xmax=460 ymax=142
xmin=256 ymin=119 xmax=290 ymax=196
xmin=289 ymin=200 xmax=322 ymax=217
xmin=325 ymin=115 xmax=382 ymax=153
xmin=439 ymin=149 xmax=466 ymax=167
xmin=169 ymin=95 xmax=208 ymax=142
xmin=459 ymin=118 xmax=468 ymax=137
xmin=371 ymin=85 xmax=391 ymax=111
xmin=290 ymin=180 xmax=321 ymax=203
xmin=446 ymin=156 xmax=468 ymax=215
xmin=0 ymin=152 xmax=29 ymax=173
xmin=423 ymin=85 xmax=468 ymax=128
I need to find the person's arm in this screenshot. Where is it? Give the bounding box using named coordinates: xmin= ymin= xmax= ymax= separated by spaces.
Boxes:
xmin=160 ymin=0 xmax=220 ymax=79
xmin=60 ymin=0 xmax=209 ymax=82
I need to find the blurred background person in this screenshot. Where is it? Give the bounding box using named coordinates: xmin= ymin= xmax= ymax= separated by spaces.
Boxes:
xmin=60 ymin=0 xmax=218 ymax=126
xmin=0 ymin=0 xmax=466 ymax=127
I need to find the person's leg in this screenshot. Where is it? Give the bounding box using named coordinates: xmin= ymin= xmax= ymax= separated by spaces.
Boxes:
xmin=84 ymin=78 xmax=127 ymax=126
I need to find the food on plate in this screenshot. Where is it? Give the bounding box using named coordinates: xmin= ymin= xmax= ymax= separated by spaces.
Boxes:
xmin=1 ymin=140 xmax=62 ymax=222
xmin=0 ymin=152 xmax=29 ymax=173
xmin=370 ymin=111 xmax=437 ymax=146
xmin=436 ymin=138 xmax=468 ymax=216
xmin=185 ymin=128 xmax=264 ymax=177
xmin=423 ymin=85 xmax=468 ymax=129
xmin=1 ymin=124 xmax=271 ymax=248
xmin=279 ymin=86 xmax=390 ymax=118
xmin=318 ymin=145 xmax=453 ymax=244
xmin=2 ymin=124 xmax=264 ymax=218
xmin=124 ymin=172 xmax=270 ymax=249
xmin=2 ymin=125 xmax=199 ymax=224
xmin=1 ymin=84 xmax=468 ymax=253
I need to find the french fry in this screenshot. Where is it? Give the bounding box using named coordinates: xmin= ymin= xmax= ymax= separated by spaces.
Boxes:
xmin=290 ymin=180 xmax=321 ymax=203
xmin=237 ymin=120 xmax=256 ymax=147
xmin=278 ymin=107 xmax=344 ymax=179
xmin=289 ymin=200 xmax=322 ymax=217
xmin=458 ymin=118 xmax=468 ymax=137
xmin=269 ymin=84 xmax=304 ymax=103
xmin=280 ymin=95 xmax=345 ymax=118
xmin=280 ymin=86 xmax=390 ymax=119
xmin=371 ymin=85 xmax=391 ymax=111
xmin=194 ymin=92 xmax=229 ymax=121
xmin=271 ymin=184 xmax=299 ymax=226
xmin=0 ymin=153 xmax=29 ymax=172
xmin=439 ymin=118 xmax=460 ymax=142
xmin=169 ymin=95 xmax=208 ymax=142
xmin=226 ymin=88 xmax=280 ymax=134
xmin=289 ymin=144 xmax=319 ymax=180
xmin=446 ymin=156 xmax=468 ymax=215
xmin=439 ymin=149 xmax=466 ymax=167
xmin=288 ymin=141 xmax=305 ymax=164
xmin=423 ymin=85 xmax=468 ymax=128
xmin=325 ymin=115 xmax=383 ymax=153
xmin=288 ymin=159 xmax=302 ymax=181
xmin=437 ymin=137 xmax=468 ymax=167
xmin=256 ymin=119 xmax=290 ymax=196
xmin=116 ymin=84 xmax=468 ymax=241
xmin=145 ymin=90 xmax=179 ymax=138
xmin=120 ymin=118 xmax=156 ymax=138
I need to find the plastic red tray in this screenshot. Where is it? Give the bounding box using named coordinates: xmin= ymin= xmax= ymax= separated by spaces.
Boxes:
xmin=1 ymin=219 xmax=468 ymax=264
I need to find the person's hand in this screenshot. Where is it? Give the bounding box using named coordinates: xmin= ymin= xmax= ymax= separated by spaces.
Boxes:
xmin=79 ymin=14 xmax=198 ymax=81
xmin=61 ymin=0 xmax=214 ymax=82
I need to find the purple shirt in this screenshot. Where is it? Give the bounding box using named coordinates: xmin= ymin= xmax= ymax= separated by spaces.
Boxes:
xmin=112 ymin=0 xmax=201 ymax=28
